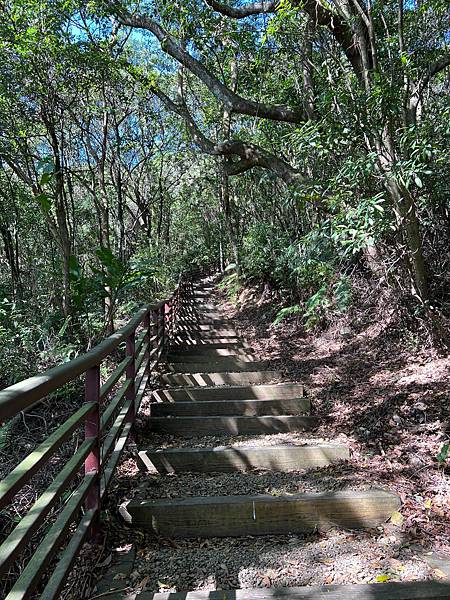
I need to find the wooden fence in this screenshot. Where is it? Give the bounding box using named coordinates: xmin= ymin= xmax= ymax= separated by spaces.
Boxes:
xmin=0 ymin=278 xmax=192 ymax=599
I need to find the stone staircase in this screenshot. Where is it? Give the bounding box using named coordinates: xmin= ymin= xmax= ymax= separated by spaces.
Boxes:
xmin=115 ymin=277 xmax=434 ymax=599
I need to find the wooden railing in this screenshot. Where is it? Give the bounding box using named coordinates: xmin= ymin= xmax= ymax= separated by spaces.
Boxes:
xmin=0 ymin=277 xmax=191 ymax=599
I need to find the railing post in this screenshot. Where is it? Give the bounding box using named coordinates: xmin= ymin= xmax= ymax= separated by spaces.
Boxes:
xmin=159 ymin=304 xmax=165 ymax=361
xmin=165 ymin=300 xmax=172 ymax=345
xmin=125 ymin=330 xmax=136 ymax=423
xmin=164 ymin=302 xmax=171 ymax=355
xmin=152 ymin=308 xmax=159 ymax=365
xmin=144 ymin=310 xmax=151 ymax=375
xmin=84 ymin=364 xmax=100 ymax=536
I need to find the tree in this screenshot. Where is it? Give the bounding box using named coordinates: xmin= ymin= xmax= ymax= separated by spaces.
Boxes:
xmin=105 ymin=0 xmax=449 ymax=300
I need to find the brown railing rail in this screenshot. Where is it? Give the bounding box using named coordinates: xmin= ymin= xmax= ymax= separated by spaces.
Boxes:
xmin=0 ymin=277 xmax=192 ymax=599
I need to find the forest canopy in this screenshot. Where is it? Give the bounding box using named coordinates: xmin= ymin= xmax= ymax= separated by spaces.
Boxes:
xmin=0 ymin=0 xmax=449 ymax=384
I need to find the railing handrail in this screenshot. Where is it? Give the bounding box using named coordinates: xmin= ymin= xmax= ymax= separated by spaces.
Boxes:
xmin=0 ymin=299 xmax=168 ymax=422
xmin=0 ymin=274 xmax=196 ymax=600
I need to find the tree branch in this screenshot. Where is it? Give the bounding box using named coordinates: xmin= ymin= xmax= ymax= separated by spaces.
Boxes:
xmin=407 ymin=53 xmax=450 ymax=124
xmin=204 ymin=0 xmax=276 ymax=17
xmin=204 ymin=0 xmax=367 ymax=78
xmin=423 ymin=54 xmax=450 ymax=88
xmin=107 ymin=2 xmax=306 ymax=124
xmin=153 ymin=88 xmax=304 ymax=184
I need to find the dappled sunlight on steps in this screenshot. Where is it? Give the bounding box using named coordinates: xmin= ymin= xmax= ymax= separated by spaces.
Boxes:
xmin=106 ymin=274 xmax=436 ymax=599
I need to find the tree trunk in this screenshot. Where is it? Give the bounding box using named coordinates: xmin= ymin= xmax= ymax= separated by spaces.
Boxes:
xmin=219 ymin=164 xmax=240 ymax=276
xmin=44 ymin=113 xmax=73 ymax=317
xmin=385 ymin=178 xmax=428 ymax=301
xmin=0 ymin=220 xmax=22 ymax=298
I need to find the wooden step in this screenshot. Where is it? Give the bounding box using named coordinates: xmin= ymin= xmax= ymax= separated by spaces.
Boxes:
xmin=176 ymin=319 xmax=229 ymax=327
xmin=174 ymin=332 xmax=240 ymax=341
xmin=176 ymin=325 xmax=238 ymax=335
xmin=174 ymin=326 xmax=237 ymax=334
xmin=138 ymin=443 xmax=348 ymax=473
xmin=170 ymin=341 xmax=251 ymax=350
xmin=173 ymin=331 xmax=240 ymax=338
xmin=150 ymin=415 xmax=318 ymax=436
xmin=123 ymin=489 xmax=400 ymax=537
xmin=160 ymin=371 xmax=283 ymax=386
xmin=166 ymin=360 xmax=269 ymax=373
xmin=167 ymin=349 xmax=257 ymax=361
xmin=171 ymin=337 xmax=245 ymax=345
xmin=176 ymin=313 xmax=223 ymax=319
xmin=150 ymin=397 xmax=310 ymax=416
xmin=153 ymin=383 xmax=304 ymax=402
xmin=131 ymin=581 xmax=450 ymax=599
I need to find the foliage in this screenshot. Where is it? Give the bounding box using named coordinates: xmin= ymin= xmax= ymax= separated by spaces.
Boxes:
xmin=0 ymin=0 xmax=449 ymax=387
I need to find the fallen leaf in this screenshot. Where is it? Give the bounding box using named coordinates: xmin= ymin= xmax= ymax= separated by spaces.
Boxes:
xmin=98 ymin=554 xmax=112 ymax=568
xmin=157 ymin=581 xmax=171 ymax=589
xmin=376 ymin=574 xmax=391 ymax=582
xmin=318 ymin=558 xmax=334 ymax=565
xmin=138 ymin=575 xmax=150 ymax=589
xmin=433 ymin=569 xmax=448 ymax=580
xmin=390 ymin=511 xmax=404 ymax=527
xmin=115 ymin=544 xmax=133 ymax=553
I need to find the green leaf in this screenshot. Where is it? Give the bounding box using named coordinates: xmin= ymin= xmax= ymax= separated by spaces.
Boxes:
xmin=376 ymin=574 xmax=391 ymax=583
xmin=36 ymin=192 xmax=51 ymax=212
xmin=437 ymin=443 xmax=449 ymax=464
xmin=273 ymin=305 xmax=301 ymax=326
xmin=57 ymin=315 xmax=71 ymax=337
xmin=40 ymin=172 xmax=52 ymax=185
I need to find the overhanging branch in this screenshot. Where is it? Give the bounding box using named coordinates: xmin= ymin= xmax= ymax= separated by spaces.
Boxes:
xmin=154 ymin=88 xmax=305 ymax=184
xmin=204 ymin=0 xmax=276 ymax=17
xmin=107 ymin=2 xmax=306 ymax=124
xmin=204 ymin=0 xmax=367 ymax=77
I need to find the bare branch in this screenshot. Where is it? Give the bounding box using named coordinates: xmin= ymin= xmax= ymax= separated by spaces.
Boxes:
xmin=204 ymin=0 xmax=276 ymax=18
xmin=424 ymin=54 xmax=450 ymax=85
xmin=107 ymin=3 xmax=306 ymax=124
xmin=204 ymin=0 xmax=367 ymax=78
xmin=153 ymin=88 xmax=305 ymax=184
xmin=408 ymin=53 xmax=450 ymax=124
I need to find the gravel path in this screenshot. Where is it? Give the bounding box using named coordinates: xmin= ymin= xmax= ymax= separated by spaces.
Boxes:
xmin=89 ymin=282 xmax=449 ymax=598
xmin=138 ymin=430 xmax=351 ymax=450
xmin=123 ymin=530 xmax=433 ymax=594
xmin=134 ymin=465 xmax=373 ymax=500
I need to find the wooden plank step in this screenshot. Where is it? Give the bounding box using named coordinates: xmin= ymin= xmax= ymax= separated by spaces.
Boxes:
xmin=173 ymin=331 xmax=241 ymax=338
xmin=138 ymin=443 xmax=348 ymax=473
xmin=197 ymin=305 xmax=219 ymax=311
xmin=170 ymin=342 xmax=251 ymax=350
xmin=124 ymin=581 xmax=450 ymax=599
xmin=171 ymin=337 xmax=244 ymax=345
xmin=175 ymin=313 xmax=221 ymax=318
xmin=150 ymin=397 xmax=310 ymax=416
xmin=176 ymin=319 xmax=229 ymax=326
xmin=167 ymin=349 xmax=256 ymax=360
xmin=150 ymin=415 xmax=318 ymax=436
xmin=175 ymin=328 xmax=240 ymax=340
xmin=175 ymin=325 xmax=238 ymax=335
xmin=160 ymin=371 xmax=283 ymax=386
xmin=123 ymin=489 xmax=400 ymax=537
xmin=153 ymin=383 xmax=304 ymax=402
xmin=171 ymin=335 xmax=246 ymax=350
xmin=166 ymin=360 xmax=269 ymax=373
